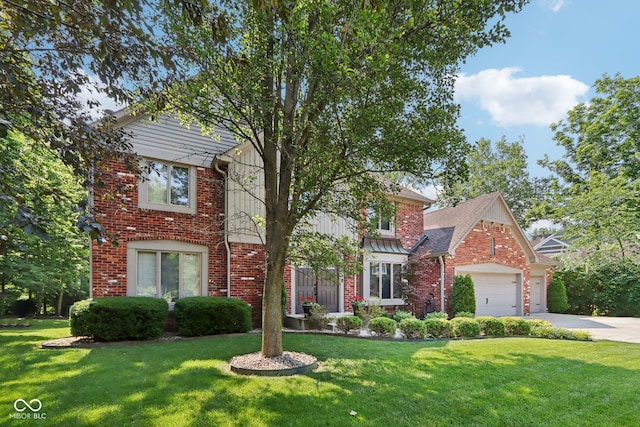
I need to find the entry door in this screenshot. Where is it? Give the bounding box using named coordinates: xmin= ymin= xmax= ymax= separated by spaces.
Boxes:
xmin=530 ymin=276 xmax=544 ymax=313
xmin=295 ymin=268 xmax=339 ymax=314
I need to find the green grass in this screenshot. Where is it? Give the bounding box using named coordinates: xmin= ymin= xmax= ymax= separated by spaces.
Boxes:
xmin=1 ymin=319 xmax=639 ymax=426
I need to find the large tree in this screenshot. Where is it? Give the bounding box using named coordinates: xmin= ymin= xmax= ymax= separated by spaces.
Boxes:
xmin=538 ymin=74 xmax=640 ymax=259
xmin=157 ymin=0 xmax=529 ymax=357
xmin=0 ymin=0 xmax=188 ymax=239
xmin=436 ymin=137 xmax=545 ymax=226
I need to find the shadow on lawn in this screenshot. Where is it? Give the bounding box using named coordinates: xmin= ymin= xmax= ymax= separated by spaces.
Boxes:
xmin=2 ymin=328 xmax=640 ymax=426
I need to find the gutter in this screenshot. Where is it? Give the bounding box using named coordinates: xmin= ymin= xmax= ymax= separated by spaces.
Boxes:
xmin=438 ymin=255 xmax=445 ymax=312
xmin=213 ymin=157 xmax=231 ymax=298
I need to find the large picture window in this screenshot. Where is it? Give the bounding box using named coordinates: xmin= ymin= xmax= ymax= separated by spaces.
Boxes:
xmin=369 ymin=262 xmax=403 ymax=299
xmin=139 ymin=160 xmax=196 ymax=214
xmin=127 ymin=241 xmax=207 ymax=301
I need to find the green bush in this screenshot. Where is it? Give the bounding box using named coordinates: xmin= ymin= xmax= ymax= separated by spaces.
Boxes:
xmin=69 ymin=297 xmax=168 ymax=341
xmin=526 ymin=318 xmax=553 ymax=329
xmin=548 ymin=276 xmax=569 ymax=313
xmin=454 ymin=311 xmax=475 ymax=318
xmin=449 ymin=275 xmax=476 ymax=316
xmin=501 ymin=316 xmax=531 ymax=336
xmin=336 ymin=315 xmax=363 ymax=334
xmin=392 ymin=310 xmax=416 ymax=323
xmin=174 ymin=297 xmax=252 ymax=337
xmin=307 ymin=305 xmax=330 ymax=330
xmin=368 ymin=317 xmax=397 ymax=337
xmin=475 ymin=316 xmax=505 ymax=336
xmin=424 ymin=318 xmax=453 ymax=339
xmin=425 ymin=311 xmax=448 ymax=319
xmin=450 ymin=317 xmax=481 ymax=338
xmin=399 ymin=318 xmax=426 ymax=339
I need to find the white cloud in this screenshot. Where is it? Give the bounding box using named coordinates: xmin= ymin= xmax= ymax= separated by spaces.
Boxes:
xmin=75 ymin=71 xmax=126 ymax=120
xmin=542 ymin=0 xmax=565 ymax=12
xmin=455 ymin=67 xmax=589 ymax=127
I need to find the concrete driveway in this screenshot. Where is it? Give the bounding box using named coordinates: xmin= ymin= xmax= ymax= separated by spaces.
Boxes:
xmin=529 ymin=312 xmax=640 ymax=344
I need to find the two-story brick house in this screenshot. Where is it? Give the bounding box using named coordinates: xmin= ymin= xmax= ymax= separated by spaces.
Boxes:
xmin=90 ymin=112 xmax=552 ymax=324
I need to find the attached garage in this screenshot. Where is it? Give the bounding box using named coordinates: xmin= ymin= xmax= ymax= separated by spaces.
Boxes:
xmin=457 ymin=264 xmax=523 ymax=317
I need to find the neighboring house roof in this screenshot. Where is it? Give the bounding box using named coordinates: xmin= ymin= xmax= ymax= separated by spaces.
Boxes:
xmin=362 ymin=237 xmax=410 ymax=255
xmin=533 ymin=232 xmax=572 ymax=255
xmin=415 ymin=192 xmax=539 ymax=263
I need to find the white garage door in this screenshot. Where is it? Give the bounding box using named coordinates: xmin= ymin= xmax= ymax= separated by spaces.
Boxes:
xmin=469 ymin=272 xmax=518 ymax=317
xmin=530 ymin=276 xmax=544 ymax=313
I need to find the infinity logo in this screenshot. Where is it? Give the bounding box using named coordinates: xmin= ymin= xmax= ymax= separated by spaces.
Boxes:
xmin=13 ymin=399 xmax=42 ymax=412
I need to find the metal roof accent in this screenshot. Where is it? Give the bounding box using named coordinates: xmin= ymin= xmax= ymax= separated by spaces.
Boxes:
xmin=361 ymin=237 xmax=410 ymax=254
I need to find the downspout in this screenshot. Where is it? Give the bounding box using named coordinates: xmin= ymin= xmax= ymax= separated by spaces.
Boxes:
xmin=438 ymin=255 xmax=445 ymax=313
xmin=213 ymin=158 xmax=231 ymax=298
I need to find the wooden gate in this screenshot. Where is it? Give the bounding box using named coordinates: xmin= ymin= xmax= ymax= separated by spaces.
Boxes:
xmin=295 ymin=267 xmax=339 ymax=314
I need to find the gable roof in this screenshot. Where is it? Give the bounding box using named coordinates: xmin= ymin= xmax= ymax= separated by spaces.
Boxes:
xmin=416 ymin=192 xmax=538 ymax=263
xmin=533 ymin=232 xmax=572 ymax=255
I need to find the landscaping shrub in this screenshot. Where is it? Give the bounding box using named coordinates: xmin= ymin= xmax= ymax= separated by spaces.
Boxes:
xmin=548 ymin=276 xmax=569 ymax=313
xmin=424 ymin=318 xmax=453 ymax=339
xmin=529 ymin=325 xmax=591 ymax=341
xmin=526 ymin=318 xmax=553 ymax=329
xmin=450 ymin=317 xmax=481 ymax=338
xmin=368 ymin=317 xmax=397 ymax=337
xmin=392 ymin=310 xmax=416 ymax=323
xmin=336 ymin=315 xmax=362 ymax=334
xmin=307 ymin=305 xmax=329 ymax=330
xmin=454 ymin=311 xmax=474 ymax=318
xmin=475 ymin=316 xmax=505 ymax=336
xmin=174 ymin=297 xmax=251 ymax=337
xmin=399 ymin=318 xmax=426 ymax=339
xmin=449 ymin=275 xmax=476 ymax=316
xmin=500 ymin=316 xmax=531 ymax=336
xmin=69 ymin=297 xmax=168 ymax=341
xmin=425 ymin=311 xmax=448 ymax=319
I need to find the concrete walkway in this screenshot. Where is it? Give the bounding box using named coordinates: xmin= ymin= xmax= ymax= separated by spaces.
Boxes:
xmin=529 ymin=312 xmax=640 ymax=344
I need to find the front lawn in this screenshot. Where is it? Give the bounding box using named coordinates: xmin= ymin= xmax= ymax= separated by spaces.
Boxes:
xmin=1 ymin=319 xmax=639 ymax=426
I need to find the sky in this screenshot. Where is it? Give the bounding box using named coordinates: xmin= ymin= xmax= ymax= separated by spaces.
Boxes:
xmin=454 ymin=0 xmax=640 ymax=179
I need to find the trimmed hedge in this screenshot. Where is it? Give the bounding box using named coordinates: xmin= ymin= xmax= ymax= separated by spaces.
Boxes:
xmin=392 ymin=310 xmax=416 ymax=323
xmin=399 ymin=318 xmax=426 ymax=339
xmin=424 ymin=318 xmax=453 ymax=339
xmin=450 ymin=317 xmax=481 ymax=338
xmin=476 ymin=316 xmax=505 ymax=336
xmin=368 ymin=316 xmax=397 ymax=337
xmin=174 ymin=297 xmax=252 ymax=337
xmin=336 ymin=315 xmax=363 ymax=334
xmin=69 ymin=297 xmax=168 ymax=342
xmin=500 ymin=316 xmax=531 ymax=336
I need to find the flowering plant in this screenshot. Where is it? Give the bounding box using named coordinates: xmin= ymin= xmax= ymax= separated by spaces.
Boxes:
xmin=300 ymin=296 xmax=318 ymax=305
xmin=350 ymin=295 xmax=365 ymax=305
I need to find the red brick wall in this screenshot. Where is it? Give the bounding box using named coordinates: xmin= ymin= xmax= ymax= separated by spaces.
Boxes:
xmin=395 ymin=202 xmax=424 ymax=250
xmin=91 ymin=158 xmax=228 ymax=298
xmin=411 ymin=223 xmax=532 ymax=316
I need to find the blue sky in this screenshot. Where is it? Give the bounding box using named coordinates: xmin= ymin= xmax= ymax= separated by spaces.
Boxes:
xmin=455 ymin=0 xmax=640 ymax=179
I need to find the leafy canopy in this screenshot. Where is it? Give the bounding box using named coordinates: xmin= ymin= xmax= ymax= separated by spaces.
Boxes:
xmin=537 ymin=74 xmax=640 ymax=259
xmin=156 ymin=0 xmax=529 ymax=357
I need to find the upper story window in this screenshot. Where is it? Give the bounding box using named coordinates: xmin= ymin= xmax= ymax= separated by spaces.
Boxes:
xmin=139 ymin=160 xmax=196 ymax=214
xmin=368 ymin=207 xmax=395 ymax=236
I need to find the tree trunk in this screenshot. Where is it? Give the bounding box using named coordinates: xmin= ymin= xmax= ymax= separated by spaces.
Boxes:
xmin=56 ymin=289 xmax=65 ymax=317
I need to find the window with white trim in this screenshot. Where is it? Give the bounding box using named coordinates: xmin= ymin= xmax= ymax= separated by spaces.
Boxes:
xmin=139 ymin=160 xmax=196 ymax=214
xmin=369 ymin=262 xmax=403 ymax=299
xmin=127 ymin=241 xmax=208 ymax=301
xmin=368 ymin=207 xmax=395 ymax=236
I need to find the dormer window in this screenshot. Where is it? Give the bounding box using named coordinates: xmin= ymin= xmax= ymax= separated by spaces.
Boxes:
xmin=139 ymin=159 xmax=196 ymax=214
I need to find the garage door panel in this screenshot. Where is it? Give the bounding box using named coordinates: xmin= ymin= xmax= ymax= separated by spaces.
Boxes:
xmin=467 ymin=272 xmax=518 ymax=317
